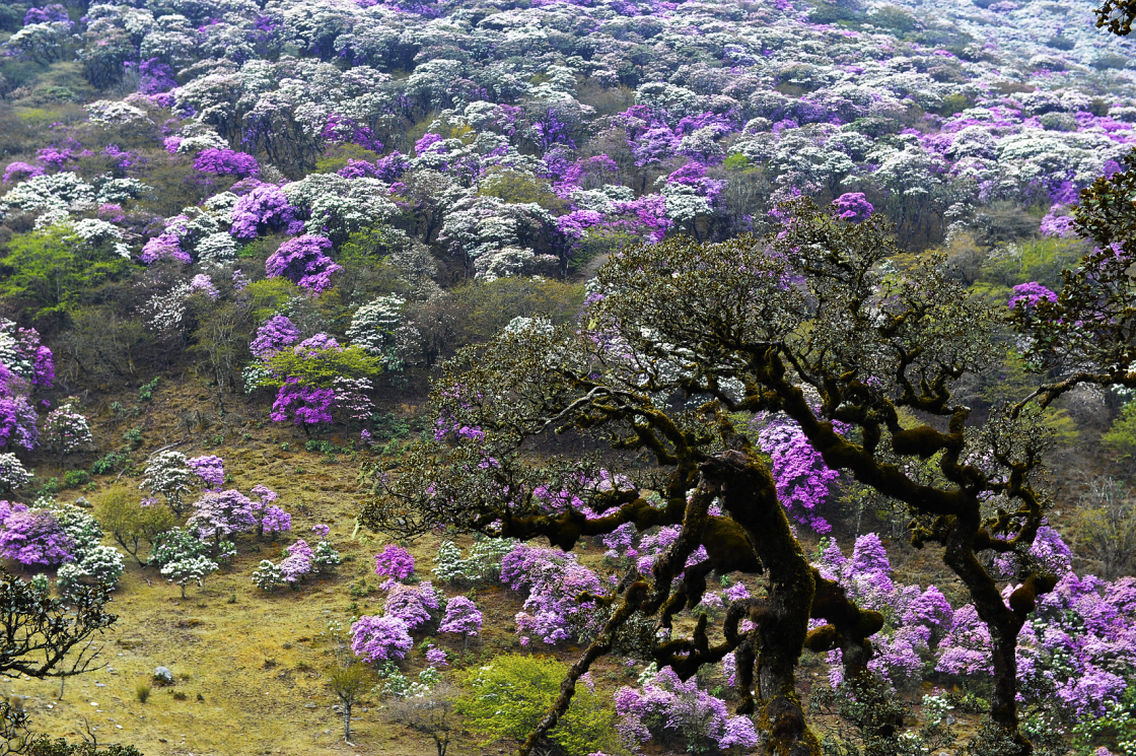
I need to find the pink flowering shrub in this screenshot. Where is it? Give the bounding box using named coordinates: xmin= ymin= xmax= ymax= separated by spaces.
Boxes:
xmin=614 ymin=665 xmax=758 ymax=754
xmin=383 ymin=581 xmax=439 ymax=630
xmin=832 ymin=192 xmax=874 ymax=221
xmin=269 ymin=378 xmax=335 ymax=426
xmin=374 ymin=544 xmax=415 ymax=580
xmin=501 ymin=543 xmax=604 ymax=646
xmin=186 ymin=455 xmax=224 ymax=490
xmin=186 ymin=490 xmax=257 ymax=542
xmin=279 ymin=539 xmax=313 ymax=583
xmin=351 ymin=615 xmax=412 ymax=662
xmin=0 ymin=504 xmax=74 ymax=567
xmin=438 ymin=595 xmax=482 ymax=638
xmin=0 ymin=395 xmax=39 ymax=452
xmin=40 ymin=397 xmax=92 ymax=455
xmin=250 ymin=315 xmax=302 ymax=360
xmin=1008 ymin=281 xmax=1058 ymax=312
xmin=194 ymin=149 xmax=259 ymax=178
xmin=2 ymin=162 xmax=44 ymax=184
xmin=265 ymin=235 xmax=342 ymax=295
xmin=140 ymin=233 xmax=191 ymax=265
xmin=230 ymin=185 xmax=304 ymax=241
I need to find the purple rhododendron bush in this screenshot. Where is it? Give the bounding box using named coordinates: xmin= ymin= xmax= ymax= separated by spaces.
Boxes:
xmin=4 ymin=0 xmax=1136 ymax=754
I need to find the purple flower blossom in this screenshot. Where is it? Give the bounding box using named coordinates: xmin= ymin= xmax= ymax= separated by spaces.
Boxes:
xmin=351 ymin=615 xmax=412 ymax=662
xmin=230 ymin=185 xmax=304 ymax=241
xmin=186 ymin=455 xmax=224 ymax=490
xmin=832 ymin=192 xmax=874 ymax=222
xmin=259 ymin=506 xmax=291 ymax=536
xmin=384 ymin=581 xmax=439 ymax=630
xmin=501 ymin=543 xmax=604 ymax=645
xmin=425 ymin=645 xmax=448 ymax=667
xmin=415 ymin=133 xmax=444 ymax=156
xmin=186 ymin=489 xmax=257 ymax=542
xmin=24 ymin=5 xmax=70 ymax=26
xmin=279 ymin=538 xmax=313 ymax=583
xmin=615 ymin=666 xmax=758 ymax=753
xmin=374 ymin=544 xmax=415 ymax=580
xmin=250 ymin=315 xmax=301 ymax=360
xmin=438 ymin=595 xmax=482 ymax=637
xmin=1008 ymin=282 xmax=1057 ymax=311
xmin=2 ymin=162 xmax=44 ymax=184
xmin=140 ymin=234 xmax=191 ymax=265
xmin=757 ymin=418 xmax=842 ymax=533
xmin=137 ymin=58 xmax=177 ymax=95
xmin=194 ymin=149 xmax=259 ymax=178
xmin=187 ymin=274 xmax=220 ymax=300
xmin=270 ymin=378 xmax=335 ymax=426
xmin=0 ymin=395 xmax=39 ymax=451
xmin=0 ymin=506 xmax=73 ymax=566
xmin=265 ymin=235 xmax=342 ymax=295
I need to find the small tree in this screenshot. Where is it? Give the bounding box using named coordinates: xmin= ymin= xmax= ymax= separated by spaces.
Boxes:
xmin=438 ymin=596 xmax=481 ymax=649
xmin=324 ymin=620 xmax=372 ymax=744
xmin=350 ymin=616 xmax=412 ymax=663
xmin=384 ymin=681 xmax=458 ymax=756
xmin=185 ymin=490 xmax=256 ymax=543
xmin=0 ymin=569 xmax=116 ymax=708
xmin=456 ymin=655 xmax=621 ymax=756
xmin=0 ymin=454 xmax=30 ymax=494
xmin=327 ymin=663 xmax=369 ymax=744
xmin=140 ymin=451 xmax=193 ymax=516
xmin=160 ymin=555 xmax=218 ymax=599
xmin=151 ymin=528 xmax=223 ymax=598
xmin=94 ymin=488 xmax=176 ymax=567
xmin=39 ymin=399 xmax=93 ymax=457
xmin=265 ymin=235 xmax=342 ymax=295
xmin=374 ymin=544 xmax=414 ymax=581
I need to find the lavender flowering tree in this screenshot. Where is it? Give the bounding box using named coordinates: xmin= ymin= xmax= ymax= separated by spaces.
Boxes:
xmin=185 ymin=490 xmax=257 ymax=543
xmin=0 ymin=503 xmax=73 ymax=567
xmin=438 ymin=595 xmax=482 ymax=648
xmin=186 ymin=455 xmax=224 ymax=491
xmin=265 ymin=235 xmax=343 ymax=296
xmin=351 ymin=615 xmax=413 ymax=663
xmin=374 ymin=544 xmax=415 ymax=581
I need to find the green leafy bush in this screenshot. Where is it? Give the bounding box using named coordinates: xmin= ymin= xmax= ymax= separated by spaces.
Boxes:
xmin=456 ymin=654 xmax=620 ymax=756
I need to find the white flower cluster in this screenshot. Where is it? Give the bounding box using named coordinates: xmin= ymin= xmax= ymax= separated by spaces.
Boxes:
xmin=346 ymin=295 xmax=405 ymax=364
xmin=85 ymin=100 xmax=152 ymax=126
xmin=0 ymin=173 xmax=95 ymax=221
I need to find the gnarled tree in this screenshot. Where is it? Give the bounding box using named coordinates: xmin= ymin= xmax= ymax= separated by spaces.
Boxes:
xmin=361 ymin=201 xmax=1069 ymax=755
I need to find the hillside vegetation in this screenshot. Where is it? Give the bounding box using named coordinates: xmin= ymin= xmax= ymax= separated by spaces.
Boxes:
xmin=3 ymin=0 xmax=1136 ymax=755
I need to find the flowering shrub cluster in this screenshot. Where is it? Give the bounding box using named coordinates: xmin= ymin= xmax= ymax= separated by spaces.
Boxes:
xmin=0 ymin=501 xmax=73 ymax=567
xmin=265 ymin=235 xmax=342 ymax=296
xmin=252 ymin=525 xmax=340 ymax=591
xmin=193 ymin=149 xmax=259 ymax=178
xmin=615 ymin=664 xmax=759 ymax=754
xmin=350 ymin=615 xmax=413 ymax=663
xmin=374 ymin=544 xmax=415 ymax=581
xmin=0 ymin=499 xmax=125 ymax=596
xmin=500 ymin=543 xmax=605 ymax=646
xmin=432 ymin=538 xmax=518 ymax=584
xmin=40 ymin=398 xmax=93 ymax=456
xmin=0 ymin=321 xmax=53 ymax=454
